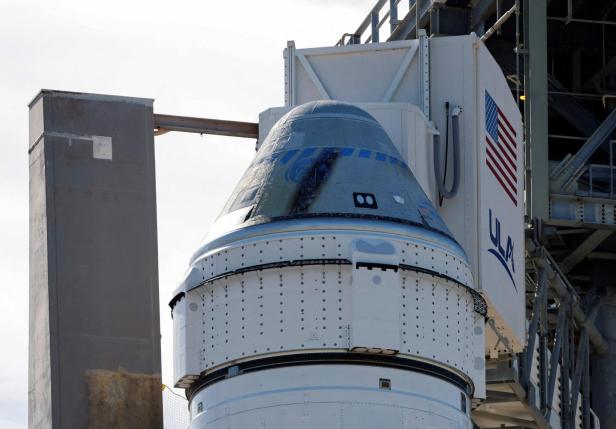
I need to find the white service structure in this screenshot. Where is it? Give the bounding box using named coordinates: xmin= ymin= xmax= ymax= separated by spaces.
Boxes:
xmin=171 ymin=33 xmax=524 ymax=428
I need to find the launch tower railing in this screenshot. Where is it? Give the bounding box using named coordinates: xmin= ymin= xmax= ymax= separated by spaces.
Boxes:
xmin=336 ymin=0 xmax=438 ymax=46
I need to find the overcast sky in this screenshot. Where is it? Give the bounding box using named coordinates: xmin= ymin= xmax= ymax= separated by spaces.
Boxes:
xmin=0 ymin=0 xmax=374 ymax=427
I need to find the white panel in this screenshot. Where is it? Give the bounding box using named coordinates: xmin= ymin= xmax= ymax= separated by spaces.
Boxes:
xmin=173 ymin=290 xmax=204 ymax=387
xmin=350 ymin=265 xmax=400 ymax=352
xmin=428 ymin=35 xmax=477 ymax=267
xmin=472 ymin=317 xmax=486 ymax=400
xmin=476 ymin=42 xmax=525 ymax=351
xmin=399 ymin=272 xmax=476 ymax=376
xmin=430 ymin=35 xmax=525 ymax=351
xmin=200 ymin=265 xmax=351 ymax=371
xmin=195 ymin=263 xmax=478 ymax=378
xmin=288 ymin=41 xmax=422 ymax=105
xmin=172 ymin=294 xmax=187 ymax=385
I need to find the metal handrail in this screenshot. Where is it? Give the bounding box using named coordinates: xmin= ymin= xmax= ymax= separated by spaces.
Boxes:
xmin=336 ymin=0 xmax=423 ymax=46
xmin=578 ymin=140 xmax=616 ymax=199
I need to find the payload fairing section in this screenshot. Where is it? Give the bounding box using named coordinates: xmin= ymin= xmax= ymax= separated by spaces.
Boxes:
xmin=172 ymin=34 xmax=524 ymax=428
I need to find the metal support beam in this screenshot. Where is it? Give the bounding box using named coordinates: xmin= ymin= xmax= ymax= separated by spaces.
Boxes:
xmin=539 ymin=267 xmax=550 ymax=413
xmin=582 ymin=344 xmax=590 ymax=429
xmin=523 ymin=266 xmax=548 ymax=388
xmin=561 ymin=301 xmax=572 ymax=429
xmin=526 ymin=240 xmax=609 ymax=355
xmin=153 ymin=114 xmax=258 ymax=139
xmin=415 ymin=0 xmax=420 ymax=35
xmin=389 ymin=0 xmax=398 ymax=34
xmin=554 ymin=298 xmax=596 ymax=429
xmin=570 ymin=327 xmax=589 ymax=425
xmin=547 ymin=16 xmax=616 ymax=26
xmin=481 ymin=4 xmax=517 ymax=42
xmin=388 ymin=0 xmax=431 ymax=41
xmin=587 ymin=251 xmax=616 ymax=260
xmin=371 ymin=10 xmax=380 ymax=43
xmin=545 ymin=304 xmax=567 ymax=420
xmin=548 ymin=77 xmax=613 ymax=153
xmin=560 ymin=230 xmax=613 ymax=273
xmin=295 ymin=53 xmax=331 ymax=100
xmin=553 ymin=108 xmax=616 ymax=191
xmin=382 ymin=43 xmax=419 ymax=102
xmin=525 ymin=0 xmax=550 ymax=220
xmin=583 ymin=55 xmax=616 ymax=91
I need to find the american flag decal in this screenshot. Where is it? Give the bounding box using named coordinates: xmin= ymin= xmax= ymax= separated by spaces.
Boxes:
xmin=485 ymin=91 xmax=518 ymax=206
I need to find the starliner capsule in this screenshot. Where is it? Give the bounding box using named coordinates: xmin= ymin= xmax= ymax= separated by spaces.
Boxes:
xmin=171 ymin=101 xmax=486 ymax=428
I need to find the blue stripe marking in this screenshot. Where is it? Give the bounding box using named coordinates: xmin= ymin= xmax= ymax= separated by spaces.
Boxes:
xmin=301 ymin=147 xmax=317 ymax=157
xmin=258 ymin=148 xmax=406 ymax=166
xmin=280 ymin=149 xmax=298 ymax=164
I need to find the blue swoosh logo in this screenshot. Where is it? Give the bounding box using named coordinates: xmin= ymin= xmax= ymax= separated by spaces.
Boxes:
xmin=488 ymin=248 xmax=517 ymax=291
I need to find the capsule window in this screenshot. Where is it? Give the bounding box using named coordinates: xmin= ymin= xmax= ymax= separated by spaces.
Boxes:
xmin=353 ymin=192 xmax=378 ymax=209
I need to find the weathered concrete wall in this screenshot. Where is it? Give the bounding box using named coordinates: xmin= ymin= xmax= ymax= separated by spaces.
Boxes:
xmin=87 ymin=369 xmax=162 ymax=429
xmin=29 ymin=96 xmax=53 ymax=429
xmin=28 ymin=90 xmax=162 ymax=429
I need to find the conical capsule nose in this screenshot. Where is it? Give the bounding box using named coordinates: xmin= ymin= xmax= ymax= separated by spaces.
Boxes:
xmin=207 ymin=100 xmax=453 ymax=247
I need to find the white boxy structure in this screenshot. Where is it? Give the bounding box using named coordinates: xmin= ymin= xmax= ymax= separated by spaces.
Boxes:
xmin=262 ymin=33 xmax=525 ymax=354
xmin=172 ymin=34 xmax=524 ymax=429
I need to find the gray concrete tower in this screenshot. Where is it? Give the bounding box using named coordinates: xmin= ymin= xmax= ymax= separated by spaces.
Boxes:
xmin=28 ymin=90 xmax=162 ymax=429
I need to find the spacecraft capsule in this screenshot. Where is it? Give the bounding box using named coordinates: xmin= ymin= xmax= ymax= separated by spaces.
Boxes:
xmin=171 ymin=101 xmax=485 ymax=428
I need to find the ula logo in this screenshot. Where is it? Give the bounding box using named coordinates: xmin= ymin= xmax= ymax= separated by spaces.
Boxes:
xmin=488 ymin=209 xmax=516 ymax=290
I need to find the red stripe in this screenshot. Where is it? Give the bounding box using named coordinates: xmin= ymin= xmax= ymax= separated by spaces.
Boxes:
xmin=486 ymin=156 xmax=518 ymax=206
xmin=486 ymin=146 xmax=517 ymax=194
xmin=497 ymin=108 xmax=516 ymax=137
xmin=493 ymin=134 xmax=517 ymax=168
xmin=497 ymin=131 xmax=517 ymax=160
xmin=487 ymin=138 xmax=517 ymax=183
xmin=498 ymin=120 xmax=517 ymax=148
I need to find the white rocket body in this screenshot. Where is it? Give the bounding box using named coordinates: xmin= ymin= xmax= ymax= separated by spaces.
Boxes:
xmin=171 ymin=101 xmax=486 ymax=428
